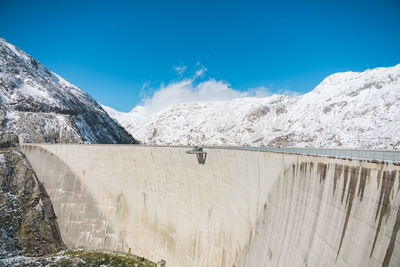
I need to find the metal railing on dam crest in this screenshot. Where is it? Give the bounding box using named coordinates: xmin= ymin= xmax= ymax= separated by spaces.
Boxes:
xmin=202 ymin=146 xmax=400 ymax=163
xmin=20 ymin=141 xmax=400 ymax=162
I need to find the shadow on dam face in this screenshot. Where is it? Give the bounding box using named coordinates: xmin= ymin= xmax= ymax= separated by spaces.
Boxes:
xmin=20 ymin=144 xmax=400 ymax=267
xmin=19 ymin=145 xmax=129 ymax=251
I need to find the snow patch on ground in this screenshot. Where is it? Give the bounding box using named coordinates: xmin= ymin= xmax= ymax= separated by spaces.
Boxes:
xmin=0 ymin=154 xmax=6 ymax=166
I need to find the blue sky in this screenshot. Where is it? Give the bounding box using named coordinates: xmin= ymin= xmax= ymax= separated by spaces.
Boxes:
xmin=1 ymin=0 xmax=399 ymax=112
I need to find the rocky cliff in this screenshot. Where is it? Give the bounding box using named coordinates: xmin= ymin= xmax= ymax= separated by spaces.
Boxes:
xmin=0 ymin=37 xmax=137 ymax=144
xmin=0 ymin=148 xmax=65 ymax=259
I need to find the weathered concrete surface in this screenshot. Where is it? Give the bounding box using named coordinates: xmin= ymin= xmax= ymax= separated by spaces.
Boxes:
xmin=20 ymin=144 xmax=400 ymax=266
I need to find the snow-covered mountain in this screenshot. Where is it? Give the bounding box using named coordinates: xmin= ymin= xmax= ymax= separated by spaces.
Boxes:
xmin=104 ymin=64 xmax=400 ymax=149
xmin=0 ymin=37 xmax=137 ymax=144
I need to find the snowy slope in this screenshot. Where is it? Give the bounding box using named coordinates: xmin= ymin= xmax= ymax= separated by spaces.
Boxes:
xmin=0 ymin=37 xmax=137 ymax=144
xmin=104 ymin=64 xmax=400 ymax=149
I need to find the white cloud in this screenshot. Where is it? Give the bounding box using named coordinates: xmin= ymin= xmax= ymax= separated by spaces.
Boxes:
xmin=247 ymin=86 xmax=271 ymax=97
xmin=194 ymin=63 xmax=207 ymax=78
xmin=138 ymin=64 xmax=292 ymax=114
xmin=142 ymin=78 xmax=244 ymax=113
xmin=173 ymin=65 xmax=187 ymax=75
xmin=139 ymin=81 xmax=151 ymax=98
xmin=278 ymin=89 xmax=299 ymax=97
xmin=141 ymin=79 xmax=273 ymax=113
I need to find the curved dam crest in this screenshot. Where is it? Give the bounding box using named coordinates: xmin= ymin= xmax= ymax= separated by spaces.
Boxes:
xmin=20 ymin=144 xmax=400 ymax=266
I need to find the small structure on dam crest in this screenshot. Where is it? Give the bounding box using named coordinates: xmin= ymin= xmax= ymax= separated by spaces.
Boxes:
xmin=186 ymin=146 xmax=207 ymax=164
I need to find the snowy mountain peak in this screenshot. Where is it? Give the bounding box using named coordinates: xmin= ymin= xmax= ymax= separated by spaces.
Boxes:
xmin=104 ymin=64 xmax=400 ymax=149
xmin=314 ymin=64 xmax=400 ymax=95
xmin=0 ymin=37 xmax=137 ymax=144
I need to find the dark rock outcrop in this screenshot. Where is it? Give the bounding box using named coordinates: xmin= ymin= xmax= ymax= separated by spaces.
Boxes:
xmin=0 ymin=132 xmax=20 ymax=148
xmin=0 ymin=149 xmax=65 ymax=258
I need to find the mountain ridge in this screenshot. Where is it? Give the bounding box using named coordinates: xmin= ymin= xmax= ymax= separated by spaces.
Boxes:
xmin=104 ymin=64 xmax=400 ymax=149
xmin=0 ymin=37 xmax=138 ymax=144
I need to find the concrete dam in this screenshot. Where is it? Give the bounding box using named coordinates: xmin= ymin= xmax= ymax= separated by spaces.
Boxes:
xmin=20 ymin=144 xmax=400 ymax=267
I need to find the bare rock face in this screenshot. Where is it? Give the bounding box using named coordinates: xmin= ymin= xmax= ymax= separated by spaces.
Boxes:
xmin=0 ymin=149 xmax=66 ymax=258
xmin=0 ymin=132 xmax=20 ymax=148
xmin=0 ymin=37 xmax=138 ymax=144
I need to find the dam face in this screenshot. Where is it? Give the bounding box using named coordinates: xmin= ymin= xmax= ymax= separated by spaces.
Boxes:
xmin=21 ymin=144 xmax=400 ymax=267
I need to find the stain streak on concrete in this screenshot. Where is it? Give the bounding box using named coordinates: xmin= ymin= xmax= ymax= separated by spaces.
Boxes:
xmin=333 ymin=165 xmax=343 ymax=196
xmin=370 ymin=170 xmax=397 ymax=258
xmin=382 ymin=205 xmax=400 ymax=267
xmin=358 ymin=168 xmax=371 ymax=202
xmin=337 ymin=166 xmax=360 ymax=259
xmin=341 ymin=166 xmax=350 ymax=204
xmin=317 ymin=163 xmax=328 ymax=183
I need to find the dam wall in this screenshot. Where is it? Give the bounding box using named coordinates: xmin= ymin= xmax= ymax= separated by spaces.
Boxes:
xmin=21 ymin=144 xmax=400 ymax=266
